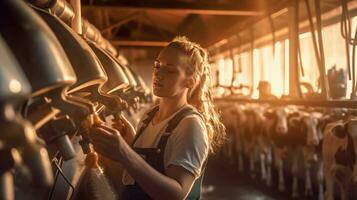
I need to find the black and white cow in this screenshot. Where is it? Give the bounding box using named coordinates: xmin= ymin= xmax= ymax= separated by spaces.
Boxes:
xmin=323 ymin=118 xmax=357 ymax=200
xmin=287 ymin=111 xmax=324 ymax=199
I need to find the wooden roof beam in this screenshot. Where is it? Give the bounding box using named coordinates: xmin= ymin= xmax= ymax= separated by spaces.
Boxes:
xmin=83 ymin=5 xmax=264 ymax=16
xmin=112 ymin=40 xmax=169 ymax=47
xmin=101 ymin=11 xmax=143 ymax=33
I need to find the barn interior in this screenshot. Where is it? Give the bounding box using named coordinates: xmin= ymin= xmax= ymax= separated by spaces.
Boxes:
xmin=2 ymin=0 xmax=357 ymax=199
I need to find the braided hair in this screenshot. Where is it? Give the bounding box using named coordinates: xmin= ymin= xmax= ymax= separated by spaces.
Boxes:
xmin=167 ymin=36 xmax=226 ymax=153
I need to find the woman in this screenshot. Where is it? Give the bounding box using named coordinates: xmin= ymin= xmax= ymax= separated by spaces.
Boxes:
xmin=89 ymin=36 xmax=225 ymax=200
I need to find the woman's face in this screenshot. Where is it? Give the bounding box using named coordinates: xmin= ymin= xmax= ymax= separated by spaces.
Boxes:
xmin=152 ymin=46 xmax=189 ymax=98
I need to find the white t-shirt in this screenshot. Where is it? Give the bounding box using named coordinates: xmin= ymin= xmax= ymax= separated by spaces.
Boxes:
xmin=122 ymin=104 xmax=209 ymax=185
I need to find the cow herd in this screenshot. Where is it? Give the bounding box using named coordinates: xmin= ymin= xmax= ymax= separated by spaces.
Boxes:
xmin=217 ymin=102 xmax=357 ymax=200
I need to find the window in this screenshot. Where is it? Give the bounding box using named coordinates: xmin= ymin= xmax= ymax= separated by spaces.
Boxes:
xmin=251 ymin=41 xmax=287 ymax=98
xmin=211 ymin=14 xmax=357 ymax=99
xmin=298 ymin=17 xmax=357 ymax=98
xmin=217 ymin=58 xmax=233 ymax=86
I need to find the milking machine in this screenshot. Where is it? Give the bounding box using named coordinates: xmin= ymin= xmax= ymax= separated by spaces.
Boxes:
xmin=127 ymin=66 xmax=153 ymax=104
xmin=87 ymin=42 xmax=132 ymax=121
xmin=0 ymin=0 xmax=95 ymax=198
xmin=1 ymin=1 xmax=105 ymax=198
xmin=33 ymin=5 xmax=132 ymax=120
xmin=31 ymin=4 xmax=150 ymax=199
xmin=25 ymin=6 xmax=110 ymax=200
xmin=0 ymin=34 xmax=54 ymax=200
xmin=0 ymin=0 xmax=151 ymax=199
xmin=0 ymin=0 xmax=92 ymax=163
xmin=81 ymin=19 xmax=151 ymax=117
xmin=113 ymin=61 xmax=141 ymax=115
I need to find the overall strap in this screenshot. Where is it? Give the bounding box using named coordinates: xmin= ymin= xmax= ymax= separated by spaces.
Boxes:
xmin=166 ymin=107 xmax=201 ymax=133
xmin=156 ymin=107 xmax=205 ymax=200
xmin=157 ymin=106 xmax=202 ymax=151
xmin=131 ymin=105 xmax=159 ymax=146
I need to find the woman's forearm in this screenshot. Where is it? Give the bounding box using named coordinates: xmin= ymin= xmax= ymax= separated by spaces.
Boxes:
xmin=120 ymin=141 xmax=185 ymax=200
xmin=89 ymin=123 xmax=193 ymax=199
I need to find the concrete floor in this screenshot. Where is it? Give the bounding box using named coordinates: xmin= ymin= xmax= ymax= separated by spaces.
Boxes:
xmin=201 ymin=155 xmax=297 ymax=200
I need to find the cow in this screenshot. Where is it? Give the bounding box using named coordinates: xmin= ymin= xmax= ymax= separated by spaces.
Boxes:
xmin=287 ymin=111 xmax=324 ymax=198
xmin=218 ymin=103 xmax=236 ymax=161
xmin=242 ymin=106 xmax=258 ymax=178
xmin=242 ymin=104 xmax=273 ymax=184
xmin=323 ymin=117 xmax=357 ymax=200
xmin=231 ymin=104 xmax=248 ymax=172
xmin=265 ymin=107 xmax=290 ymax=191
xmin=218 ymin=103 xmax=247 ymax=171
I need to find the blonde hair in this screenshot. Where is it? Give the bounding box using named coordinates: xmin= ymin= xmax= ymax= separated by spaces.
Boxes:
xmin=167 ymin=36 xmax=226 ymax=153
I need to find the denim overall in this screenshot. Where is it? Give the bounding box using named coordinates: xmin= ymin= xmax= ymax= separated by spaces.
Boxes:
xmin=122 ymin=106 xmax=207 ymax=200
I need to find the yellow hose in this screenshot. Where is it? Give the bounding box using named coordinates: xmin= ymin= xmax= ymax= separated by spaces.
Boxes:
xmin=83 ymin=113 xmax=104 ymax=170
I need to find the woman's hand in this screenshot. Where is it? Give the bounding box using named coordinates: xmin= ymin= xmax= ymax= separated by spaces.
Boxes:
xmin=111 ymin=116 xmax=136 ymax=145
xmin=89 ymin=121 xmax=197 ymax=200
xmin=89 ymin=124 xmax=126 ymax=162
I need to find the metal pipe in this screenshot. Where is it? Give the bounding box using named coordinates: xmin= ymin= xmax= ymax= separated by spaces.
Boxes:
xmin=82 ymin=19 xmax=103 ymax=43
xmin=249 ymin=28 xmax=254 ymax=96
xmin=268 ymin=14 xmax=276 ymax=59
xmin=83 ymin=5 xmax=264 ymax=17
xmin=30 ymin=0 xmax=75 ymax=23
xmin=214 ymin=97 xmax=357 ymax=108
xmin=70 ymin=0 xmax=81 ymax=34
xmin=229 ymin=50 xmax=235 ymax=87
xmin=340 ymin=0 xmax=352 ymax=81
xmin=50 ymin=0 xmax=75 ymax=23
xmin=314 ymin=0 xmax=330 ymax=99
xmin=288 ymin=0 xmax=301 ymax=98
xmin=82 ymin=19 xmax=118 ymax=56
xmin=237 ymin=34 xmax=242 ymax=73
xmin=111 ymin=40 xmax=169 ymax=47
